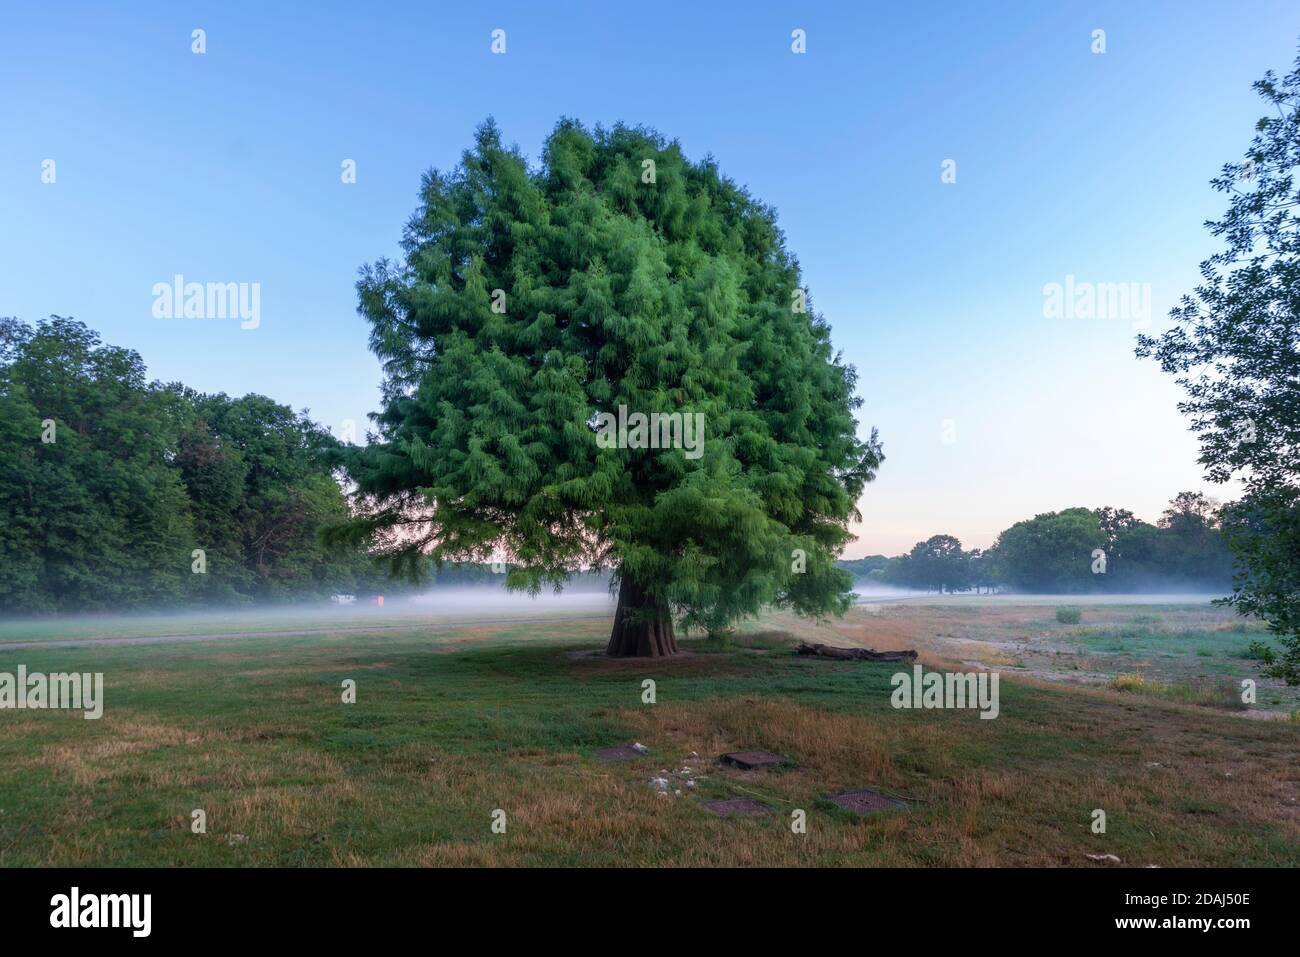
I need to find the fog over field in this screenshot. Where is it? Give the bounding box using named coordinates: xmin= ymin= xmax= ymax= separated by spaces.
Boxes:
xmin=0 ymin=588 xmax=618 ymax=645
xmin=0 ymin=585 xmax=1234 ymax=648
xmin=855 ymin=589 xmax=1229 ymax=606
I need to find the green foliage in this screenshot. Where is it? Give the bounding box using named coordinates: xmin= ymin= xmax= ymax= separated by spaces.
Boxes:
xmin=1055 ymin=606 xmax=1082 ymax=624
xmin=1244 ymin=638 xmax=1278 ymax=665
xmin=0 ymin=317 xmax=194 ymax=611
xmin=1220 ymin=490 xmax=1300 ymax=683
xmin=992 ymin=500 xmax=1232 ymax=593
xmin=846 ymin=493 xmax=1232 ymax=595
xmin=884 ymin=534 xmax=972 ymax=593
xmin=1155 ymin=493 xmax=1234 ymax=582
xmin=1136 ymin=50 xmax=1300 ymax=682
xmin=344 ymin=119 xmax=882 ymax=634
xmin=993 ymin=508 xmax=1106 ymax=592
xmin=836 ymin=555 xmax=890 ymax=580
xmin=179 ymin=392 xmax=362 ymax=601
xmin=0 ymin=317 xmax=367 ymax=613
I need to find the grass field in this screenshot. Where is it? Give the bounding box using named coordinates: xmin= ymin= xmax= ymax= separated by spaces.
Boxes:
xmin=1 ymin=598 xmax=1297 ymax=867
xmin=848 ymin=598 xmax=1300 ymax=715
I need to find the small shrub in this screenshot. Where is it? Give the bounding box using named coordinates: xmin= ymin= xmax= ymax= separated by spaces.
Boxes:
xmin=1244 ymin=640 xmax=1277 ymax=665
xmin=1055 ymin=606 xmax=1082 ymax=625
xmin=1111 ymin=672 xmax=1158 ymax=693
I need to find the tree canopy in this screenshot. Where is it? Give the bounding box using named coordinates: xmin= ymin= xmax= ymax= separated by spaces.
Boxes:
xmin=342 ymin=119 xmax=883 ymax=656
xmin=0 ymin=316 xmax=365 ymax=613
xmin=1136 ymin=50 xmax=1300 ymax=683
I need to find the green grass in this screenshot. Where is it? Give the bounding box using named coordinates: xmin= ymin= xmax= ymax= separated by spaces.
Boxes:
xmin=1 ymin=606 xmax=1298 ymax=867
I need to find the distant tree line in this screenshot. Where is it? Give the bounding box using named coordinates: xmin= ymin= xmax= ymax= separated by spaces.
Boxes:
xmin=0 ymin=317 xmax=612 ymax=615
xmin=839 ymin=494 xmax=1235 ymax=594
xmin=0 ymin=317 xmax=370 ymax=613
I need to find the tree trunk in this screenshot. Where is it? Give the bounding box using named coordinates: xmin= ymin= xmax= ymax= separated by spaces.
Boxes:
xmin=605 ymin=577 xmax=679 ymax=658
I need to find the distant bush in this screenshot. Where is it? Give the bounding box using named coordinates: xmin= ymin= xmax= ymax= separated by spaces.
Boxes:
xmin=1055 ymin=606 xmax=1082 ymax=624
xmin=1244 ymin=640 xmax=1277 ymax=665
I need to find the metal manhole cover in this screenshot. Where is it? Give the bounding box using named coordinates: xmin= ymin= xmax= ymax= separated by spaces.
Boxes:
xmin=702 ymin=798 xmax=773 ymax=817
xmin=596 ymin=744 xmax=646 ymax=761
xmin=827 ymin=789 xmax=907 ymax=814
xmin=720 ymin=750 xmax=790 ymax=770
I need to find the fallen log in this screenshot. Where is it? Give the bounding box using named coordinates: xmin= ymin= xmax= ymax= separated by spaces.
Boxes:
xmin=795 ymin=642 xmax=917 ymax=662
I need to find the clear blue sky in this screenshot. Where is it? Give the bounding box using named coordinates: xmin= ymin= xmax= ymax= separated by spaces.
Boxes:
xmin=3 ymin=1 xmax=1297 ymax=555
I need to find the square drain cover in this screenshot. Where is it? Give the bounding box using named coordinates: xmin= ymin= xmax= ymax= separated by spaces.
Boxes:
xmin=828 ymin=789 xmax=907 ymax=814
xmin=703 ymin=798 xmax=773 ymax=817
xmin=596 ymin=744 xmax=645 ymax=761
xmin=720 ymin=750 xmax=790 ymax=770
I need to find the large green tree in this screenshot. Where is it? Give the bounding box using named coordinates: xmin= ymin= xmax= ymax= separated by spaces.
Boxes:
xmin=1136 ymin=51 xmax=1300 ymax=683
xmin=342 ymin=120 xmax=882 ymax=656
xmin=899 ymin=534 xmax=970 ymax=593
xmin=1155 ymin=492 xmax=1233 ymax=585
xmin=992 ymin=508 xmax=1106 ymax=593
